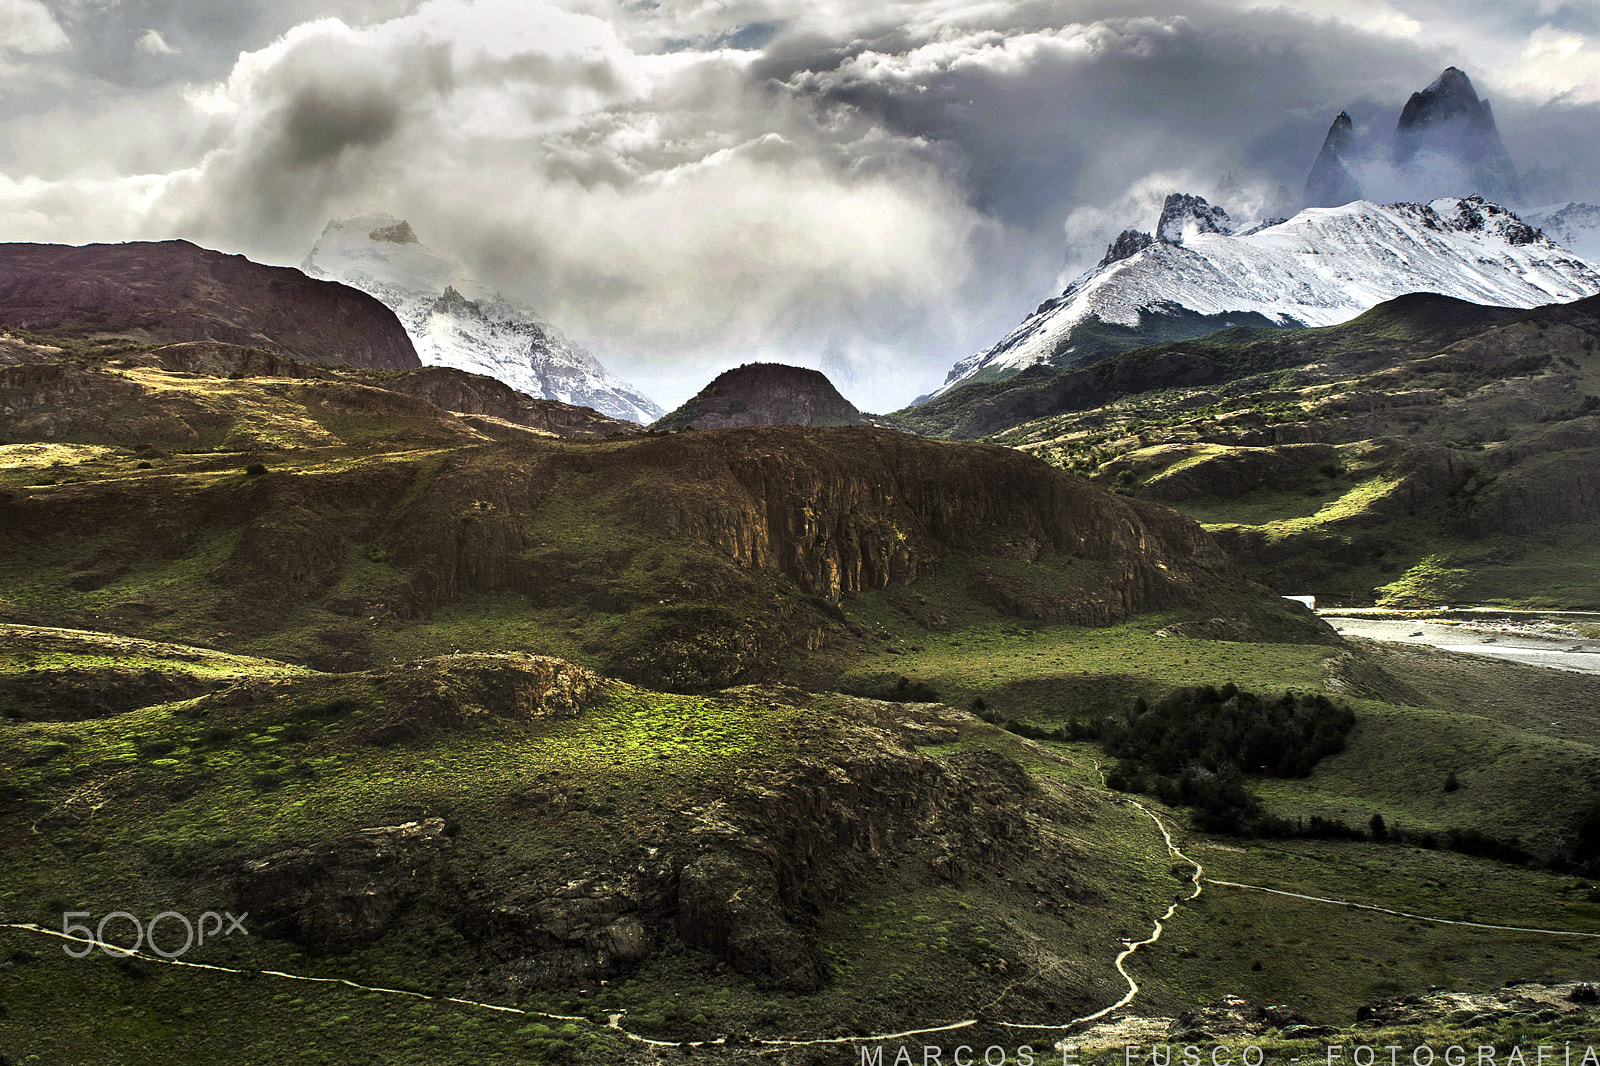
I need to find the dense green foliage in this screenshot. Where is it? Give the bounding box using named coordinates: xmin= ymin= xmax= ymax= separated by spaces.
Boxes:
xmin=1100 ymin=684 xmax=1356 ymax=832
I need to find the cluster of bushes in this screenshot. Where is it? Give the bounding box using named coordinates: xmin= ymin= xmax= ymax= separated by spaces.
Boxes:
xmin=1098 ymin=684 xmax=1357 ymax=780
xmin=1008 ymin=684 xmax=1357 ymax=834
xmin=1251 ymin=812 xmax=1533 ymax=866
xmin=999 ymin=682 xmax=1600 ymax=874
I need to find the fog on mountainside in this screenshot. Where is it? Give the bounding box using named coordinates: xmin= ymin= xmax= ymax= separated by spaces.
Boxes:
xmin=303 ymin=216 xmax=664 ymax=424
xmin=1305 ymin=67 xmax=1523 ymax=209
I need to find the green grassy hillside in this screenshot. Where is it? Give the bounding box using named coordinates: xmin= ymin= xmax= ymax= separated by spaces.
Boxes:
xmin=3 ymin=329 xmax=1598 ymax=1066
xmin=940 ymin=294 xmax=1600 ymax=607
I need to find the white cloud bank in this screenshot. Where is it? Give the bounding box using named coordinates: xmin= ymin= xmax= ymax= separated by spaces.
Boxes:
xmin=0 ymin=0 xmax=1598 ymax=410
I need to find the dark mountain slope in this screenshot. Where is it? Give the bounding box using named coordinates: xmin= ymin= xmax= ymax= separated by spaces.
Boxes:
xmin=0 ymin=338 xmax=638 ymax=444
xmin=0 ymin=354 xmax=1316 ymax=686
xmin=0 ymin=240 xmax=419 ymax=369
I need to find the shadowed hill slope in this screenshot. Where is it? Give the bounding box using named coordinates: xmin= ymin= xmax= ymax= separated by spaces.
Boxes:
xmin=967 ymin=293 xmax=1600 ymax=606
xmin=894 ymin=294 xmax=1518 ymax=441
xmin=0 ymin=240 xmax=419 ymax=369
xmin=0 ymin=338 xmax=640 ymax=445
xmin=652 ymin=363 xmax=867 ymax=430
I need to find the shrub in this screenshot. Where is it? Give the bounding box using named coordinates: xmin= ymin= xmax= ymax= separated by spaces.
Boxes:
xmin=887 ymin=675 xmax=940 ymax=703
xmin=245 ymin=462 xmax=268 ymax=476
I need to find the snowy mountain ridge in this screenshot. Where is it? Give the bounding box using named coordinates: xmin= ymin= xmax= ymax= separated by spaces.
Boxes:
xmin=302 ymin=215 xmax=663 ymax=423
xmin=1525 ymin=203 xmax=1600 ymax=265
xmin=929 ymin=195 xmax=1600 ymax=400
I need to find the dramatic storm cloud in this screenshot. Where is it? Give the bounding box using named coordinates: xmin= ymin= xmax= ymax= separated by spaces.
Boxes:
xmin=3 ymin=0 xmax=1599 ymax=409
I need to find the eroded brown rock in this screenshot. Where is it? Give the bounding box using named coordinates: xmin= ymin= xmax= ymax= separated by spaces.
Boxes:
xmin=235 ymin=818 xmax=451 ymax=953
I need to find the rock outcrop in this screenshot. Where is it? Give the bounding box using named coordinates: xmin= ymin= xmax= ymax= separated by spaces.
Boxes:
xmin=1099 ymin=229 xmax=1155 ymax=267
xmin=0 ymin=240 xmax=419 ymax=370
xmin=235 ymin=819 xmax=451 ymax=952
xmin=1155 ymin=193 xmax=1234 ymax=244
xmin=451 ymin=699 xmax=1061 ymax=993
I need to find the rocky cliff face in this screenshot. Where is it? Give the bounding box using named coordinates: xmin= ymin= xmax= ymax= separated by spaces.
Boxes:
xmin=652 ymin=363 xmax=868 ymax=431
xmin=0 ymin=421 xmax=1271 ymax=686
xmin=236 ymin=819 xmax=452 ymax=953
xmin=615 ymin=428 xmax=1231 ymax=611
xmin=0 ymin=240 xmax=419 ymax=369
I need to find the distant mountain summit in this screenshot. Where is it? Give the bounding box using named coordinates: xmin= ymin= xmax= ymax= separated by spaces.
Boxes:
xmin=925 ymin=195 xmax=1600 ymax=400
xmin=1305 ymin=112 xmax=1362 ymax=209
xmin=1305 ymin=67 xmax=1521 ymax=207
xmin=303 ymin=215 xmax=663 ymax=423
xmin=652 ymin=363 xmax=867 ymax=431
xmin=1394 ymin=67 xmax=1521 ymax=202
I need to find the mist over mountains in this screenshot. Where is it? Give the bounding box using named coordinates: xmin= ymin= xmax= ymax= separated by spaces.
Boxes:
xmin=1305 ymin=67 xmax=1523 ymax=210
xmin=302 ymin=215 xmax=663 ymax=423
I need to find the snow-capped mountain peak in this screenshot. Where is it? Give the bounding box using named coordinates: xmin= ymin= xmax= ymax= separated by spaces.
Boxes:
xmin=927 ymin=195 xmax=1600 ymax=401
xmin=302 ymin=215 xmax=663 ymax=423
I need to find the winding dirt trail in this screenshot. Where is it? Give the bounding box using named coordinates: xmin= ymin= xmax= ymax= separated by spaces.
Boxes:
xmin=1000 ymin=798 xmax=1204 ymax=1034
xmin=1204 ymin=880 xmax=1600 ymax=937
xmin=11 ymin=814 xmax=1600 ymax=1055
xmin=0 ymin=794 xmax=1203 ymax=1054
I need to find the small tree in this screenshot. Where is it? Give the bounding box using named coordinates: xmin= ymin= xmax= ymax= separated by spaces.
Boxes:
xmin=1369 ymin=813 xmax=1389 ymax=843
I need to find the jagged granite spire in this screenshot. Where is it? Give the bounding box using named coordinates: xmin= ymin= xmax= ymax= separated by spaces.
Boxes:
xmin=1394 ymin=67 xmax=1522 ymax=202
xmin=1099 ymin=228 xmax=1155 ymax=267
xmin=1305 ymin=111 xmax=1363 ymax=207
xmin=1156 ymin=193 xmax=1233 ymax=244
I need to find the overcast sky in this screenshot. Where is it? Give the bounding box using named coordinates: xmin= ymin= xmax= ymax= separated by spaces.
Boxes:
xmin=3 ymin=0 xmax=1599 ymax=410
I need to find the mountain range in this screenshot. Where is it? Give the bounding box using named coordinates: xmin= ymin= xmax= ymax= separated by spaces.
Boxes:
xmin=927 ymin=194 xmax=1600 ymax=400
xmin=302 ymin=214 xmax=663 ymax=424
